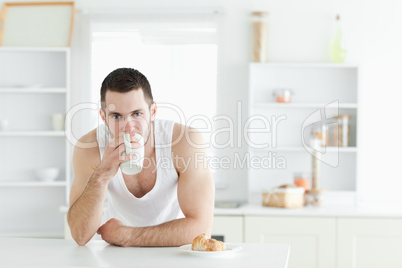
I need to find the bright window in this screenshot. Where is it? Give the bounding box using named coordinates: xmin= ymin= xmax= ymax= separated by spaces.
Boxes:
xmin=90 ymin=15 xmax=218 ymax=132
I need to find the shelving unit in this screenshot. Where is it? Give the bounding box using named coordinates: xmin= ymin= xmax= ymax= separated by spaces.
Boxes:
xmin=0 ymin=47 xmax=71 ymax=237
xmin=248 ymin=63 xmax=359 ymax=204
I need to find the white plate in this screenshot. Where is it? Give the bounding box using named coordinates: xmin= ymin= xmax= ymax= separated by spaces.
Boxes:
xmin=179 ymin=244 xmax=243 ymax=258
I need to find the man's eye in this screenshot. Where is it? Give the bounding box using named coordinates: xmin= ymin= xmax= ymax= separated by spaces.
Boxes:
xmin=112 ymin=115 xmax=121 ymax=119
xmin=133 ymin=112 xmax=141 ymax=117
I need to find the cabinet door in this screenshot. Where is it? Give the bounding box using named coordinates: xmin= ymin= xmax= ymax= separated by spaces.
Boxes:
xmin=211 ymin=216 xmax=243 ymax=243
xmin=245 ymin=216 xmax=336 ymax=268
xmin=338 ymin=218 xmax=402 ymax=268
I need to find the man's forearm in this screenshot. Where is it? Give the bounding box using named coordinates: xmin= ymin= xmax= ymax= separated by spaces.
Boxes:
xmin=124 ymin=217 xmax=211 ymax=247
xmin=67 ymin=171 xmax=109 ymax=245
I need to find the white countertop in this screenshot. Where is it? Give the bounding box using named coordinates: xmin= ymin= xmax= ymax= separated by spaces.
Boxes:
xmin=214 ymin=200 xmax=402 ymax=218
xmin=0 ymin=237 xmax=290 ymax=268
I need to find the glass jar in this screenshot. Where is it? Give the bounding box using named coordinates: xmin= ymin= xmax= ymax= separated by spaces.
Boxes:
xmin=273 ymin=88 xmax=292 ymax=103
xmin=294 ymin=172 xmax=311 ymax=206
xmin=293 ymin=172 xmax=310 ymax=190
xmin=307 ymin=189 xmax=326 ymax=207
xmin=252 ymin=11 xmax=269 ymax=62
xmin=312 ymin=123 xmax=329 ymax=147
xmin=331 ymin=114 xmax=351 ymax=147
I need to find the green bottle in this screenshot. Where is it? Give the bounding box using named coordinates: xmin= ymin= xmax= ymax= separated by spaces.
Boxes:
xmin=330 ymin=15 xmax=346 ymax=63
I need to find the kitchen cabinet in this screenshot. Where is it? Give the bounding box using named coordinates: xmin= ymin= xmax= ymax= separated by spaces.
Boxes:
xmin=211 ymin=215 xmax=244 ymax=242
xmin=248 ymin=63 xmax=359 ymax=204
xmin=62 ymin=202 xmax=402 ymax=268
xmin=0 ymin=47 xmax=71 ymax=237
xmin=337 ymin=218 xmax=402 ymax=268
xmin=245 ymin=216 xmax=336 ymax=268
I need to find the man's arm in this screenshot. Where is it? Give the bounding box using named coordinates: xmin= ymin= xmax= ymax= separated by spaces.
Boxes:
xmin=67 ymin=131 xmax=108 ymax=245
xmin=97 ymin=126 xmax=215 ymax=247
xmin=67 ymin=130 xmax=135 ymax=246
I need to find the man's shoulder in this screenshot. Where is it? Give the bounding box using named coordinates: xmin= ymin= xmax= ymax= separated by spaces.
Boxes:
xmin=79 ymin=128 xmax=98 ymax=144
xmin=76 ymin=128 xmax=99 ymax=148
xmin=73 ymin=128 xmax=100 ymax=167
xmin=171 ymin=122 xmax=205 ymax=154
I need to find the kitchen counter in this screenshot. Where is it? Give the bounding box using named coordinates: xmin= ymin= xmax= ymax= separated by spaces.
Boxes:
xmin=214 ymin=195 xmax=402 ymax=218
xmin=0 ymin=237 xmax=290 ymax=268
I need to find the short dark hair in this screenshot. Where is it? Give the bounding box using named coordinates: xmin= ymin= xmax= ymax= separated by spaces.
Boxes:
xmin=100 ymin=68 xmax=153 ymax=111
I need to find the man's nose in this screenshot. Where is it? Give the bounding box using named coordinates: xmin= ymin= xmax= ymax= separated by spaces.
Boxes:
xmin=124 ymin=119 xmax=136 ymax=134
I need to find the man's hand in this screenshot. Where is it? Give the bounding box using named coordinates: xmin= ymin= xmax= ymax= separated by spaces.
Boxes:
xmin=97 ymin=218 xmax=131 ymax=247
xmin=95 ymin=134 xmax=140 ymax=180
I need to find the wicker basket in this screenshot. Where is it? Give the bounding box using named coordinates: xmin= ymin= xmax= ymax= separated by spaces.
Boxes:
xmin=262 ymin=187 xmax=305 ymax=208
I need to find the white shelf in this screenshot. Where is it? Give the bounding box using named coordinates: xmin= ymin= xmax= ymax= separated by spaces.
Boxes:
xmin=0 ymin=47 xmax=70 ymax=52
xmin=0 ymin=131 xmax=65 ymax=137
xmin=253 ymin=103 xmax=358 ymax=109
xmin=0 ymin=47 xmax=71 ymax=239
xmin=0 ymin=181 xmax=67 ymax=187
xmin=249 ymin=63 xmax=359 ymax=203
xmin=252 ymin=147 xmax=358 ymax=153
xmin=0 ymin=87 xmax=66 ymax=93
xmin=250 ymin=62 xmax=358 ymax=68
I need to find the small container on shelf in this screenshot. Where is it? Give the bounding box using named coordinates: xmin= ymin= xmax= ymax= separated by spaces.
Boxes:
xmin=293 ymin=172 xmax=310 ymax=190
xmin=311 ymin=123 xmax=329 ymax=147
xmin=252 ymin=11 xmax=269 ymax=62
xmin=293 ymin=172 xmax=311 ymax=206
xmin=306 ymin=189 xmax=326 ymax=207
xmin=329 ymin=114 xmax=351 ymax=147
xmin=34 ymin=167 xmax=60 ymax=182
xmin=51 ymin=113 xmax=65 ymax=131
xmin=273 ymin=88 xmax=293 ymax=103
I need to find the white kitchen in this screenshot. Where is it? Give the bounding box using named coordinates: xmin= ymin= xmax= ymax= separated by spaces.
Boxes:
xmin=0 ymin=0 xmax=401 ymax=267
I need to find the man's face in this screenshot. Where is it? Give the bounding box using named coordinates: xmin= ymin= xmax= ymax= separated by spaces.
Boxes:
xmin=100 ymin=89 xmax=156 ymax=143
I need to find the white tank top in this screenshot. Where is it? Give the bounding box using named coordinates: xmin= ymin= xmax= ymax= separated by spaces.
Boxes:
xmin=96 ymin=119 xmax=185 ymax=227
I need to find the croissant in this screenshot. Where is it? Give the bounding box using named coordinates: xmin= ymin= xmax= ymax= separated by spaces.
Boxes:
xmin=191 ymin=233 xmax=226 ymax=251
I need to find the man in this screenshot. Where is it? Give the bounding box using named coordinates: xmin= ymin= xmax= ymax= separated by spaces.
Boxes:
xmin=67 ymin=68 xmax=215 ymax=247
